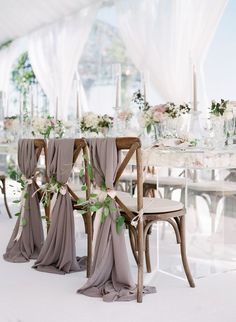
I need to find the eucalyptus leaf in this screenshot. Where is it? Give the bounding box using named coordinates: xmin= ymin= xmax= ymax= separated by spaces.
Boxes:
xmin=116 ymin=215 xmax=125 ymax=233
xmin=81 ymin=185 xmax=87 ymax=191
xmin=12 ymin=200 xmax=21 ymax=204
xmin=76 ymin=198 xmax=86 ymax=205
xmin=101 ymin=206 xmax=109 ymax=223
xmin=79 ymin=169 xmax=84 ymax=178
xmin=77 ymin=209 xmax=87 ymax=215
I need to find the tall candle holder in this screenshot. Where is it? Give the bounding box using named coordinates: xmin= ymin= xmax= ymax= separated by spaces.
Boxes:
xmin=110 ymin=63 xmax=122 ymax=136
xmin=55 ymin=96 xmax=58 ymax=121
xmin=75 ymin=75 xmax=81 ymax=137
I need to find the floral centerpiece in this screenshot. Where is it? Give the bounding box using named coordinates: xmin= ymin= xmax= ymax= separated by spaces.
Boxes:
xmin=210 ymin=99 xmax=236 ymax=119
xmin=80 ymin=112 xmax=99 ymax=134
xmin=132 ymin=90 xmax=190 ymax=138
xmin=4 ymin=116 xmax=20 ymax=131
xmin=31 ymin=116 xmax=65 ymax=139
xmin=165 ymin=102 xmax=190 ymax=118
xmin=80 ymin=112 xmax=113 ymax=136
xmin=117 ymin=108 xmax=133 ymax=122
xmin=98 ymin=114 xmax=113 ymax=132
xmin=209 ymin=99 xmax=236 ymax=147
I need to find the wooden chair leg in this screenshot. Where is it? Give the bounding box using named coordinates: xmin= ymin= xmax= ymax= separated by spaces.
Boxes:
xmin=137 ymin=219 xmax=144 ymax=303
xmin=1 ymin=178 xmax=12 ymax=218
xmin=179 ymin=215 xmax=195 ymax=288
xmin=145 ymin=232 xmax=152 ymax=273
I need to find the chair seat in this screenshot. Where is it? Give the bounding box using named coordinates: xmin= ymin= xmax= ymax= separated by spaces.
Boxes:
xmin=158 ymin=176 xmax=187 ymax=187
xmin=188 ymin=181 xmax=236 ymax=193
xmin=117 ymin=191 xmax=184 ymax=214
xmin=120 ymin=172 xmax=137 ymax=182
xmin=145 ymin=175 xmax=187 ymax=187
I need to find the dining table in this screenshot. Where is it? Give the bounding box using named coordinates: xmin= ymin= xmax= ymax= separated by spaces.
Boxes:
xmin=139 ymin=143 xmax=236 ymax=282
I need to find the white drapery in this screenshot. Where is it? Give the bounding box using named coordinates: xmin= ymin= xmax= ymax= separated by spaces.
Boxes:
xmin=28 ymin=4 xmax=99 ymax=119
xmin=116 ymin=0 xmax=228 ymax=110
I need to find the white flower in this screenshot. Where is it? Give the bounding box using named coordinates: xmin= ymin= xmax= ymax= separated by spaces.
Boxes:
xmin=139 ymin=110 xmax=152 ymax=127
xmin=83 ymin=112 xmax=99 ymax=128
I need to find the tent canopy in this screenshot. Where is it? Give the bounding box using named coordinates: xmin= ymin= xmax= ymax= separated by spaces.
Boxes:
xmin=0 ymin=0 xmax=102 ymax=46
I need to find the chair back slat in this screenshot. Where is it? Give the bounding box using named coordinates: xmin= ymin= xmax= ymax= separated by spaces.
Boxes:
xmin=114 ymin=137 xmax=143 ymax=216
xmin=114 ymin=141 xmax=140 ymax=186
xmin=34 ymin=139 xmax=46 ymax=161
xmin=70 ymin=139 xmax=90 ymax=201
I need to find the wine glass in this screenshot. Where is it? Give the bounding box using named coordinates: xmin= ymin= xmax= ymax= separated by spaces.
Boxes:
xmin=226 ymin=117 xmax=235 ymax=145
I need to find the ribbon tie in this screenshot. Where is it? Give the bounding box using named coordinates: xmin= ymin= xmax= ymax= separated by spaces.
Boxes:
xmin=50 ymin=184 xmax=68 ymax=215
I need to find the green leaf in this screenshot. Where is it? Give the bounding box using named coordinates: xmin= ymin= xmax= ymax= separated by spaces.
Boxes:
xmin=79 ymin=169 xmax=84 ymax=178
xmin=90 ymin=193 xmax=98 ymax=198
xmin=21 ymin=218 xmax=27 ymax=227
xmin=77 ymin=209 xmax=87 ymax=215
xmin=88 ymin=164 xmax=94 ymax=180
xmin=81 ymin=185 xmax=87 ymax=191
xmin=101 ymin=177 xmax=107 ymax=192
xmin=94 ymin=201 xmax=103 ymax=208
xmin=12 ymin=200 xmax=21 ymax=204
xmin=116 ymin=215 xmax=125 ymax=233
xmin=90 ymin=205 xmax=100 ymax=212
xmin=24 ymin=192 xmax=29 ymax=199
xmin=14 ymin=212 xmax=21 ymax=217
xmin=101 ymin=206 xmax=109 ymax=223
xmin=76 ymin=198 xmax=86 ymax=205
xmin=146 ymin=123 xmax=152 ymax=134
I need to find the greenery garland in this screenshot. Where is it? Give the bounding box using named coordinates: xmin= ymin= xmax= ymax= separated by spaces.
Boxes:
xmin=11 ymin=52 xmax=37 ymax=94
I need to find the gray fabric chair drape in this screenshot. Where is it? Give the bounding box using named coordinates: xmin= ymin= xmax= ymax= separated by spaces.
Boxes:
xmin=33 ymin=139 xmax=86 ymax=274
xmin=3 ymin=139 xmax=44 ymax=262
xmin=78 ymin=138 xmax=139 ymax=301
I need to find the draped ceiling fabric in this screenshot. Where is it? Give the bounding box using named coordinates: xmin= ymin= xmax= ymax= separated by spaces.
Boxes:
xmin=28 ymin=4 xmax=99 ymax=119
xmin=116 ymin=0 xmax=228 ymax=111
xmin=0 ymin=0 xmax=101 ymax=45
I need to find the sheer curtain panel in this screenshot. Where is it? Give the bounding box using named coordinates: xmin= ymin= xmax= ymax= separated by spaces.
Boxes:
xmin=116 ymin=0 xmax=228 ymax=110
xmin=28 ymin=4 xmax=99 ymax=119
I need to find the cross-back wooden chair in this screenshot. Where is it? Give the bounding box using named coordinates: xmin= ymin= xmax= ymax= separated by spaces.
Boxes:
xmin=113 ymin=137 xmax=195 ymax=303
xmin=66 ymin=139 xmax=92 ymax=277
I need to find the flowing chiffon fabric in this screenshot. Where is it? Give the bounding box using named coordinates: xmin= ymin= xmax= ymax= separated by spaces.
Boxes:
xmin=3 ymin=139 xmax=44 ymax=262
xmin=78 ymin=138 xmax=156 ymax=301
xmin=33 ymin=139 xmax=86 ymax=274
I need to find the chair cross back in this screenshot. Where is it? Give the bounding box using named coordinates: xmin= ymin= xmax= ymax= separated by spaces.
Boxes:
xmin=34 ymin=139 xmax=47 ymax=161
xmin=114 ymin=137 xmax=143 ymax=220
xmin=67 ymin=138 xmax=90 ymax=202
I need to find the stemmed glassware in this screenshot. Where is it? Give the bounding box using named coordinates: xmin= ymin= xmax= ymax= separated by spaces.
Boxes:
xmin=226 ymin=117 xmax=235 ymax=145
